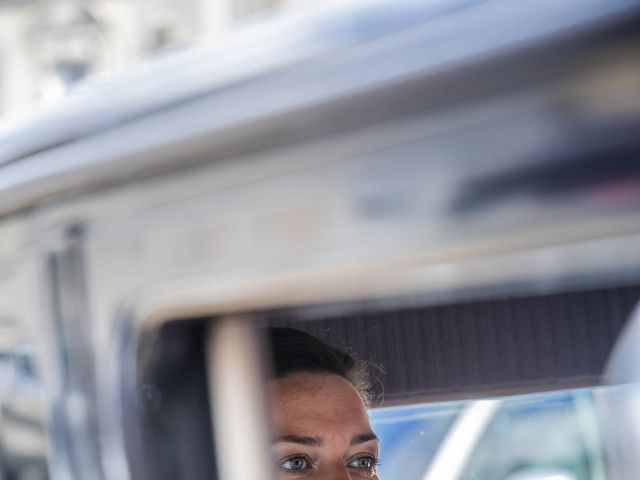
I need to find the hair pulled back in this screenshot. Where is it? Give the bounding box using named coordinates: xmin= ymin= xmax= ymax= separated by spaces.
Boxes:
xmin=268 ymin=327 xmax=372 ymax=406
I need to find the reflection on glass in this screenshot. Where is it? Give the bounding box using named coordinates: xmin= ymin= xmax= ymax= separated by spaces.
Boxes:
xmin=370 ymin=388 xmax=607 ymax=480
xmin=459 ymin=390 xmax=602 ymax=480
xmin=369 ymin=401 xmax=463 ymax=480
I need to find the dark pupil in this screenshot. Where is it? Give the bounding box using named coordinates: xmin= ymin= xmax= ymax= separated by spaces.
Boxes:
xmin=290 ymin=458 xmax=305 ymax=469
xmin=358 ymin=458 xmax=372 ymax=468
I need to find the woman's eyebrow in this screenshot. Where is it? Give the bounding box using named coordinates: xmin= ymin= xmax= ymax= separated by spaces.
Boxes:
xmin=350 ymin=433 xmax=379 ymax=446
xmin=274 ymin=435 xmax=323 ymax=446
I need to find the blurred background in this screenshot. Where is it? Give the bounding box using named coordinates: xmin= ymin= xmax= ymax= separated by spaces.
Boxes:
xmin=0 ymin=0 xmax=307 ymax=119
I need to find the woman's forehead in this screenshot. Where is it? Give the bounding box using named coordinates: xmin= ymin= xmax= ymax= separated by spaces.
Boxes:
xmin=270 ymin=372 xmax=363 ymax=404
xmin=269 ymin=373 xmax=371 ymax=432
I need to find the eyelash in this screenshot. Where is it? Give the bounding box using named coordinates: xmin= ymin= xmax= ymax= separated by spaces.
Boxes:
xmin=348 ymin=455 xmax=381 ymax=471
xmin=280 ymin=453 xmax=312 ymax=473
xmin=279 ymin=454 xmax=381 ymax=474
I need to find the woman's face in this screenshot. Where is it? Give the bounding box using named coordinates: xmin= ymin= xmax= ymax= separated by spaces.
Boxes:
xmin=269 ymin=372 xmax=380 ymax=480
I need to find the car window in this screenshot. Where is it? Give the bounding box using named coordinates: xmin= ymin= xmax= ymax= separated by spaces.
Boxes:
xmin=460 ymin=389 xmax=599 ymax=480
xmin=371 ymin=388 xmax=606 ymax=480
xmin=370 ymin=401 xmax=464 ymax=480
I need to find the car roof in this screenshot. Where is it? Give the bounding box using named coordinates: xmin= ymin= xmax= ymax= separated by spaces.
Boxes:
xmin=0 ymin=0 xmax=638 ymax=215
xmin=0 ymin=0 xmax=475 ymax=168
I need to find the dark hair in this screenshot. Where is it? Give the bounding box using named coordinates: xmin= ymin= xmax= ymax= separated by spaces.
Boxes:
xmin=268 ymin=327 xmax=372 ymax=406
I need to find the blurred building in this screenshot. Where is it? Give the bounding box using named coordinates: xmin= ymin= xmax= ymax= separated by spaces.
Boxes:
xmin=0 ymin=0 xmax=283 ymax=118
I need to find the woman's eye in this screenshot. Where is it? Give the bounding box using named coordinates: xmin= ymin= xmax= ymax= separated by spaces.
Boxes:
xmin=347 ymin=456 xmax=378 ymax=470
xmin=281 ymin=456 xmax=309 ymax=471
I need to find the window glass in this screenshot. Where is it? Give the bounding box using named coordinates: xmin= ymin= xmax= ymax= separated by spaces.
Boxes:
xmin=370 ymin=401 xmax=463 ymax=480
xmin=370 ymin=388 xmax=605 ymax=480
xmin=460 ymin=390 xmax=596 ymax=480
